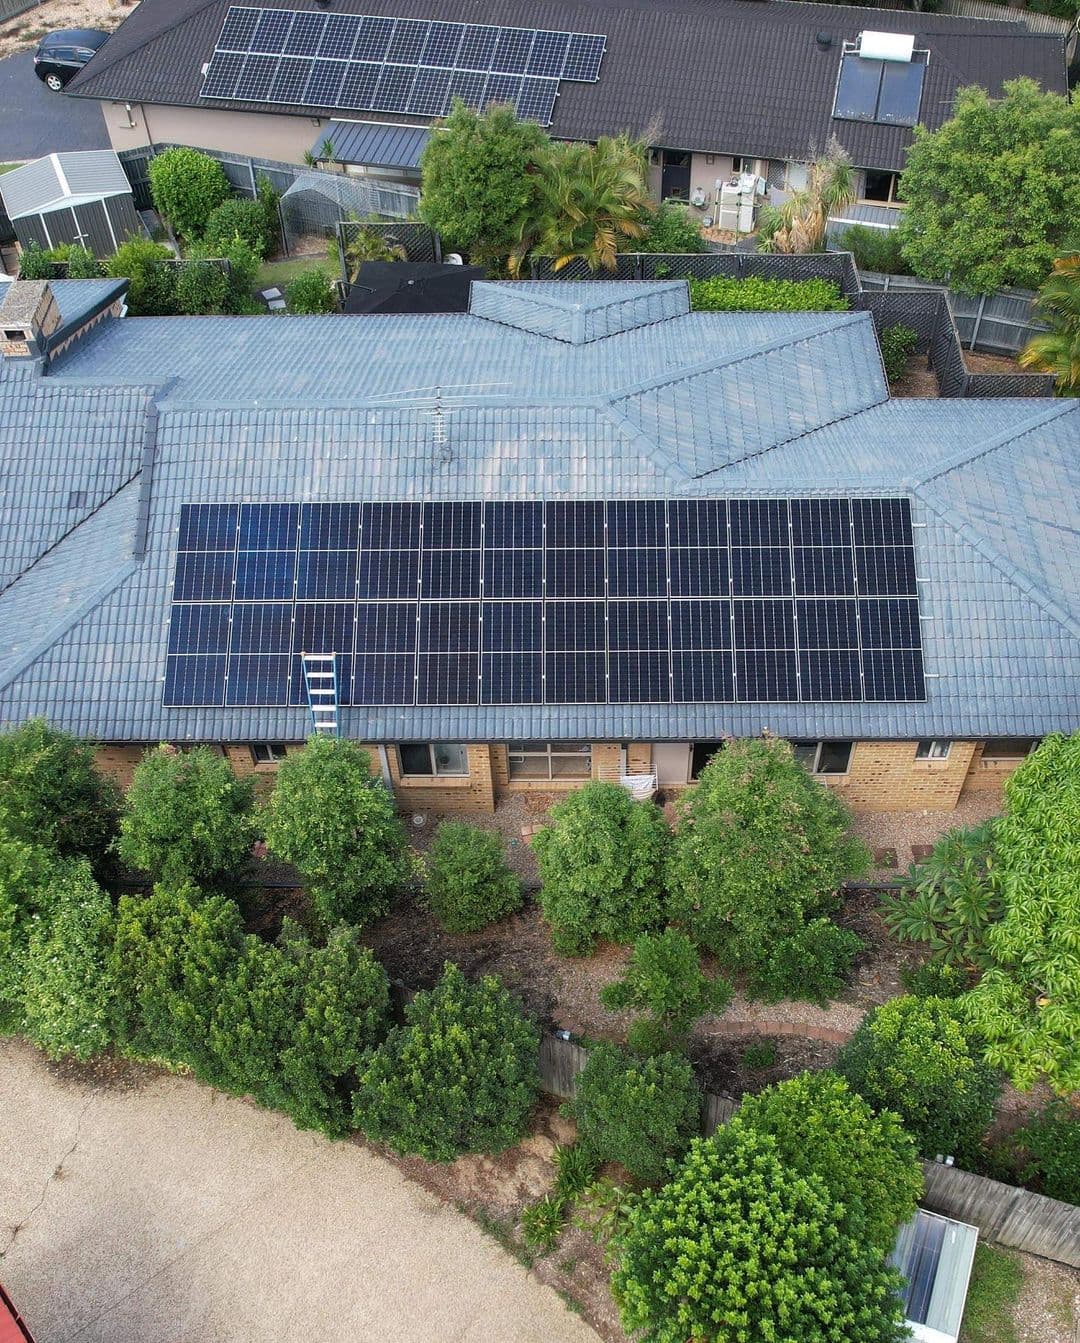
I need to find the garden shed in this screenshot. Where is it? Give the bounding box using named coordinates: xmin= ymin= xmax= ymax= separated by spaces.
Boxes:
xmin=0 ymin=151 xmax=143 ymax=259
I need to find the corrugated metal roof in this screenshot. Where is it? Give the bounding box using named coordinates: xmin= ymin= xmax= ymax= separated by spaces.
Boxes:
xmin=0 ymin=151 xmax=132 ymax=220
xmin=891 ymin=1210 xmax=979 ymax=1343
xmin=317 ymin=120 xmax=429 ymax=169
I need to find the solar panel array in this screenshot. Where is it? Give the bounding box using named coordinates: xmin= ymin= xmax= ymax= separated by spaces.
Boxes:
xmin=164 ymin=498 xmax=925 ymax=709
xmin=200 ymin=7 xmax=606 ymax=124
xmin=833 ymin=52 xmax=926 ymax=126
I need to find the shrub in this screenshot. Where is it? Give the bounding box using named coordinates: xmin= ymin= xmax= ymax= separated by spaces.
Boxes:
xmin=148 ymin=146 xmax=231 ymax=239
xmin=880 ymin=323 xmax=918 ymax=384
xmin=689 ymin=275 xmax=848 ymax=312
xmin=285 ymin=266 xmax=337 ymax=314
xmin=0 ymin=719 xmax=120 ymax=867
xmin=22 ymin=859 xmax=115 ymax=1061
xmin=838 ymin=995 xmax=1000 ymax=1161
xmin=423 ymin=820 xmax=522 ymax=933
xmin=118 ymin=745 xmax=255 ymax=887
xmin=256 ymin=173 xmax=281 ymax=254
xmin=522 ymin=1194 xmax=566 ymax=1251
xmin=600 ymin=929 xmax=732 ymax=1055
xmin=533 ymin=781 xmax=669 ymax=955
xmin=611 ymin=1126 xmax=908 ymax=1343
xmin=0 ymin=837 xmax=55 ymax=1031
xmin=175 ymin=257 xmax=228 ymax=314
xmin=264 ymin=736 xmax=413 ymax=929
xmin=901 ymin=958 xmax=972 ymax=999
xmin=17 ymin=242 xmax=58 ymax=279
xmin=553 ymin=1141 xmax=599 ymax=1200
xmin=737 ymin=1071 xmax=922 ymax=1250
xmin=667 ymin=738 xmax=869 ymax=972
xmin=748 ymin=916 xmax=862 ymax=1006
xmin=568 ymin=1043 xmax=699 ymax=1184
xmin=742 ymin=1040 xmax=777 ymax=1070
xmin=219 ymin=235 xmax=262 ymax=312
xmin=837 ymin=224 xmax=908 ymax=276
xmin=202 ymin=197 xmax=270 ymax=258
xmin=63 ymin=244 xmax=102 ymax=278
xmin=638 ymin=201 xmax=707 ymax=255
xmin=352 ymin=962 xmax=539 ymax=1161
xmin=105 ymin=239 xmax=177 ymax=315
xmin=1016 ymin=1100 xmax=1080 ymax=1205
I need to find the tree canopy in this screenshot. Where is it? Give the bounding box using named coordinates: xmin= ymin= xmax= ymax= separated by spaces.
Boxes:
xmin=147 ymin=146 xmax=231 ymax=240
xmin=897 ymin=80 xmax=1080 ymax=294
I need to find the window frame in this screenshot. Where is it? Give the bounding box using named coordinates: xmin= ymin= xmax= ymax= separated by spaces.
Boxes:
xmin=915 ymin=739 xmax=952 ymax=761
xmin=792 ymin=740 xmax=853 ymax=776
xmin=980 ymin=738 xmax=1039 ymax=762
xmin=250 ymin=742 xmax=288 ymax=765
xmin=397 ymin=742 xmax=469 ymax=778
xmin=507 ymin=741 xmax=592 ymax=781
xmin=860 ymin=169 xmax=902 ymax=205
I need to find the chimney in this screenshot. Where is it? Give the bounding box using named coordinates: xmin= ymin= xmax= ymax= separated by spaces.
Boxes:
xmin=1 ymin=280 xmax=62 ymax=359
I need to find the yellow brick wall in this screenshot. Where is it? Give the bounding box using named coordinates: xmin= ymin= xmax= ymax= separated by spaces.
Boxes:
xmin=821 ymin=740 xmax=979 ymax=812
xmin=94 ymin=744 xmax=147 ymax=788
xmin=627 ymin=743 xmax=652 ymax=774
xmin=961 ymin=742 xmax=1024 ymax=796
xmin=386 ymin=743 xmax=495 ymax=812
xmin=592 ymin=743 xmax=622 ymax=782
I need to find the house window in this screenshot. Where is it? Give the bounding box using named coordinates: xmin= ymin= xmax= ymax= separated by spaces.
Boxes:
xmin=732 ymin=155 xmax=757 ymax=175
xmin=4 ymin=328 xmax=26 ymax=341
xmin=915 ymin=740 xmax=951 ymax=760
xmin=861 ymin=170 xmax=902 ymax=204
xmin=398 ymin=743 xmax=468 ymax=777
xmin=981 ymin=738 xmax=1039 ymax=761
xmin=691 ymin=742 xmax=725 ymax=779
xmin=250 ymin=743 xmax=288 ymax=765
xmin=793 ymin=740 xmax=853 ymax=775
xmin=507 ymin=742 xmax=592 ymax=780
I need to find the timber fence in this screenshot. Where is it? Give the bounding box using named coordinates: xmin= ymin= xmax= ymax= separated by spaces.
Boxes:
xmin=537 ymin=1027 xmax=1080 ymax=1267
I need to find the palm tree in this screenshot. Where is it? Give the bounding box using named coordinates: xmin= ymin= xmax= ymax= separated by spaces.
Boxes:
xmin=758 ymin=141 xmax=856 ymax=254
xmin=510 ymin=133 xmax=653 ymax=276
xmin=1018 ymin=247 xmax=1080 ymax=395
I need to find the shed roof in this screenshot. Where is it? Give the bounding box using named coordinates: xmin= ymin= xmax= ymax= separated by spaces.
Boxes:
xmin=891 ymin=1210 xmax=979 ymax=1343
xmin=0 ymin=151 xmax=132 ymax=220
xmin=317 ymin=120 xmax=429 ymax=169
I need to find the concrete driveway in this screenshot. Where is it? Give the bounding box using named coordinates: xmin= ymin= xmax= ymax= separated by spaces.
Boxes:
xmin=0 ymin=54 xmax=108 ymax=160
xmin=0 ymin=1040 xmax=598 ymax=1343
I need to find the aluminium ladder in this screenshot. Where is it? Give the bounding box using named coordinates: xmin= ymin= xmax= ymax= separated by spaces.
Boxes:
xmin=300 ymin=652 xmax=339 ymax=737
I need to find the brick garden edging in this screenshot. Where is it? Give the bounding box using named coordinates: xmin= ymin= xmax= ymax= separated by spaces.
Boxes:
xmin=705 ymin=1020 xmax=854 ymax=1044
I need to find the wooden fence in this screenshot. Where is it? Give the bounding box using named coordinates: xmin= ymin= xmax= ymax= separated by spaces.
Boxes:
xmin=538 ymin=1030 xmax=1080 ymax=1267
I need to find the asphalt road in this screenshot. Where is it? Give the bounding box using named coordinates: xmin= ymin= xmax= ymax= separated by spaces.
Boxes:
xmin=0 ymin=52 xmax=109 ymax=161
xmin=0 ymin=1039 xmax=598 ymax=1343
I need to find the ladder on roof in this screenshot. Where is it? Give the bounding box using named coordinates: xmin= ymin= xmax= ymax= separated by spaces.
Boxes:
xmin=301 ymin=652 xmax=339 ymax=737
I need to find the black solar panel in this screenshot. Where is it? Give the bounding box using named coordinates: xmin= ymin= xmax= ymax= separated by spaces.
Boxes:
xmin=833 ymin=52 xmax=925 ymax=127
xmin=202 ymin=6 xmax=605 ymax=125
xmin=164 ymin=498 xmax=926 ymax=708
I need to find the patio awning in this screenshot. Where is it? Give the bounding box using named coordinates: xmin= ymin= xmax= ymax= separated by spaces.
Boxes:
xmin=314 ymin=121 xmax=429 ymax=171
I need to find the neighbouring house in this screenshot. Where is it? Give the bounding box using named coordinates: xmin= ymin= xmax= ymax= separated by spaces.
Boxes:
xmin=64 ymin=0 xmax=1068 ymax=224
xmin=1 ymin=276 xmax=1077 ymax=812
xmin=0 ymin=151 xmax=146 ymax=259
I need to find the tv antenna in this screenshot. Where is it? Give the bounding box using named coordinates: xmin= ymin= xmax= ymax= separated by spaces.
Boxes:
xmin=368 ymin=383 xmax=512 ymax=465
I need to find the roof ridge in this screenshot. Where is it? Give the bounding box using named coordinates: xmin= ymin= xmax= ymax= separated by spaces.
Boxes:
xmin=910 ymin=402 xmax=1076 ymax=489
xmin=67 ymin=0 xmax=225 ymax=93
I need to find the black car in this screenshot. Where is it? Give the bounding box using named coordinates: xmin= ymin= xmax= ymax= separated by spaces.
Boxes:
xmin=33 ymin=29 xmax=109 ymax=91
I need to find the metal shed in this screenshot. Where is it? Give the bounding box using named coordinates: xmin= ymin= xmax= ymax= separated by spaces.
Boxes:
xmin=890 ymin=1210 xmax=979 ymax=1343
xmin=0 ymin=151 xmax=144 ymax=258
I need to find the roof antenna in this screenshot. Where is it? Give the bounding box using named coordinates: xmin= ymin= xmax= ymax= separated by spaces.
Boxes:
xmin=432 ymin=385 xmax=451 ymax=466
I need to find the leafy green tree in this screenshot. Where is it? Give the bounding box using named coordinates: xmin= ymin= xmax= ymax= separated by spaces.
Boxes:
xmin=281 ymin=923 xmax=390 ymax=1135
xmin=1015 ymin=1099 xmax=1080 ymax=1205
xmin=838 ymin=995 xmax=1000 ymax=1161
xmin=533 ymin=781 xmax=669 ymax=956
xmin=22 ymin=860 xmax=115 ymax=1061
xmin=206 ymin=933 xmax=300 ymax=1107
xmin=667 ymin=738 xmax=868 ymax=973
xmin=963 ymin=733 xmax=1080 ymax=1092
xmin=423 ymin=820 xmax=522 ymax=933
xmin=175 ymin=257 xmax=229 ymax=314
xmin=1019 ymin=246 xmax=1080 ymax=395
xmin=0 ymin=719 xmax=120 ymax=867
xmin=285 ymin=267 xmax=337 ymax=314
xmin=419 ymin=99 xmax=548 ymax=264
xmin=148 ymin=147 xmax=231 ymax=240
xmin=352 ymin=962 xmax=539 ymax=1161
xmin=737 ymin=1071 xmax=922 ymax=1250
xmin=600 ymin=928 xmax=732 ymax=1055
xmin=882 ymin=820 xmax=1001 ymax=968
xmin=897 ymin=80 xmax=1080 ymax=294
xmin=105 ymin=239 xmax=178 ymax=315
xmin=118 ymin=745 xmax=255 ymax=887
xmin=110 ymin=884 xmax=245 ymax=1074
xmin=0 ymin=837 xmax=55 ymax=1031
xmin=638 ymin=201 xmax=707 ymax=255
xmin=567 ymin=1043 xmax=699 ymax=1184
xmin=256 ymin=173 xmax=281 ymax=255
xmin=264 ymin=736 xmax=412 ymax=929
xmin=879 ymin=323 xmax=918 ymax=385
xmin=837 ymin=224 xmax=907 ymax=276
xmin=749 ymin=917 xmax=863 ymax=1006
xmin=62 ymin=244 xmax=103 ymax=278
xmin=17 ymin=242 xmax=58 ymax=279
xmin=511 ymin=134 xmax=652 ymax=275
xmin=611 ymin=1125 xmax=908 ymax=1343
xmin=202 ymin=197 xmax=271 ymax=258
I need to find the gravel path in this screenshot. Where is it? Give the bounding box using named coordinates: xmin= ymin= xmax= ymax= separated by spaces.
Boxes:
xmin=0 ymin=1038 xmax=598 ymax=1343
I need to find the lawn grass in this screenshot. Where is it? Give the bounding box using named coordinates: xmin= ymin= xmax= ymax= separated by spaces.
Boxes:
xmin=0 ymin=163 xmax=19 ymax=174
xmin=958 ymin=1245 xmax=1023 ymax=1343
xmin=255 ymin=250 xmax=332 ymax=292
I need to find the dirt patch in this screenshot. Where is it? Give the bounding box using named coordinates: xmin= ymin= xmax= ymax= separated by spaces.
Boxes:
xmin=689 ymin=1033 xmax=842 ymax=1099
xmin=891 ymin=355 xmax=939 ymax=398
xmin=0 ymin=0 xmax=134 ymax=61
xmin=963 ymin=349 xmax=1024 ymax=375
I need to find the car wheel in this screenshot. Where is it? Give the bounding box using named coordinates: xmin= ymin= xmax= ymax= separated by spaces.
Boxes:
xmin=45 ymin=73 xmax=64 ymax=91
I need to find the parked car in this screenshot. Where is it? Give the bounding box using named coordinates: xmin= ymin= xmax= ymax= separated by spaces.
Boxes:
xmin=33 ymin=29 xmax=109 ymax=91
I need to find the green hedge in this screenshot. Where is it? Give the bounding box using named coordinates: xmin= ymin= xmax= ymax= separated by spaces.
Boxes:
xmin=689 ymin=276 xmax=848 ymax=312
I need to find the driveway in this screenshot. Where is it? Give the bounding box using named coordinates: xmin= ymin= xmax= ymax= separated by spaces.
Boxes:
xmin=0 ymin=1040 xmax=599 ymax=1342
xmin=0 ymin=53 xmax=108 ymax=160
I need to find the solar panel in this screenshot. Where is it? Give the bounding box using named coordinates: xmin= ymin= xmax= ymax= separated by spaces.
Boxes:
xmin=202 ymin=7 xmax=605 ymax=124
xmin=877 ymin=60 xmax=925 ymax=126
xmin=833 ymin=52 xmax=925 ymax=126
xmin=164 ymin=498 xmax=926 ymax=708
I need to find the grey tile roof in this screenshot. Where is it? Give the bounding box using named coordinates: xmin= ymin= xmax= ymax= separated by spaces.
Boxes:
xmin=65 ymin=0 xmax=1068 ymax=174
xmin=1 ymin=278 xmax=1078 ymax=745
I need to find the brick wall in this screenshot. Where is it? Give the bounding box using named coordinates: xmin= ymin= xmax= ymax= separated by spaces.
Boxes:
xmin=821 ymin=740 xmax=979 ymax=811
xmin=386 ymin=742 xmax=495 ymax=812
xmin=961 ymin=742 xmax=1025 ymax=795
xmin=94 ymin=744 xmax=147 ymax=787
xmin=627 ymin=743 xmax=652 ymax=774
xmin=592 ymin=743 xmax=621 ymax=782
